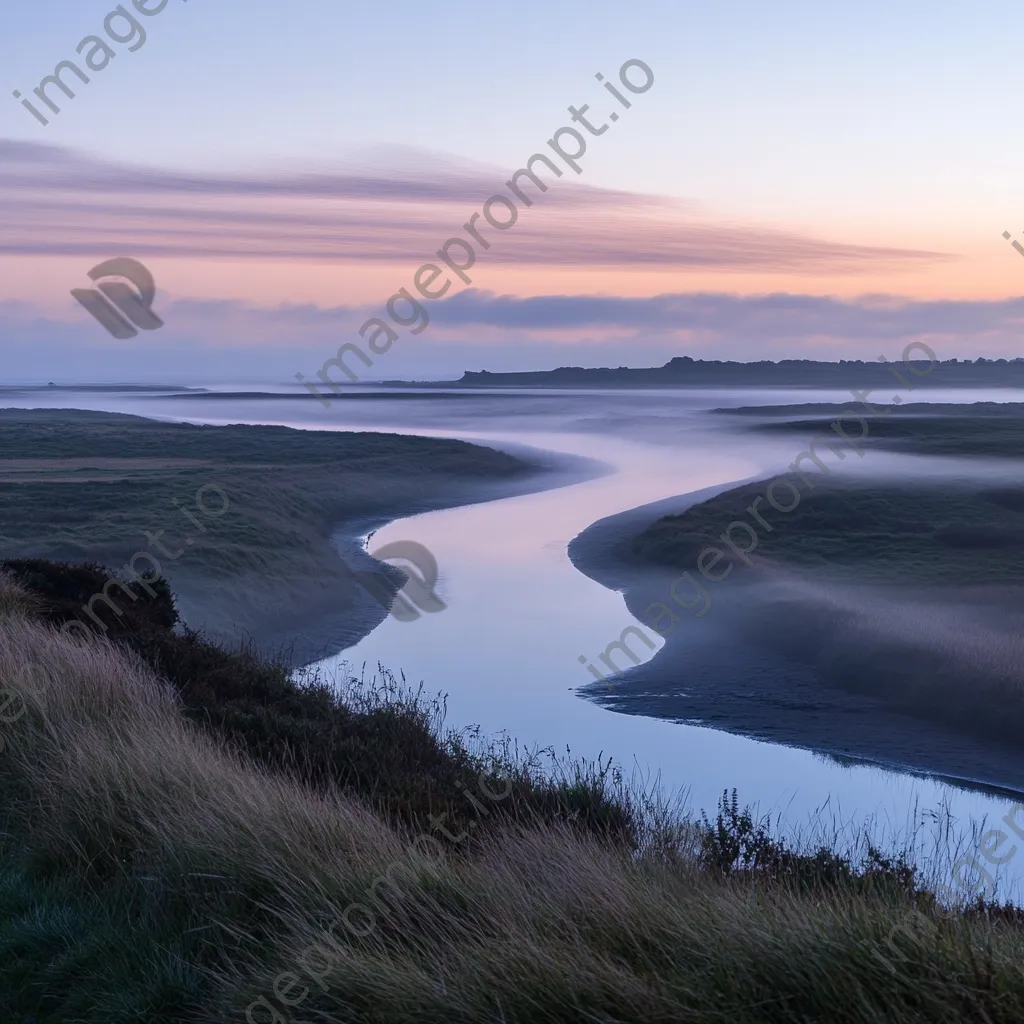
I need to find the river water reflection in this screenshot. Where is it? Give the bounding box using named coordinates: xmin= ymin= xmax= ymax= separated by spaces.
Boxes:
xmin=7 ymin=382 xmax=1024 ymax=896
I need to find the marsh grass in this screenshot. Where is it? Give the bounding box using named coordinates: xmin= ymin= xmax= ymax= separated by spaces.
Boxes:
xmin=0 ymin=567 xmax=35 ymax=619
xmin=629 ymin=474 xmax=1024 ymax=748
xmin=0 ymin=409 xmax=534 ymax=647
xmin=4 ymin=566 xmax=1024 ymax=1022
xmin=631 ymin=477 xmax=1024 ymax=584
xmin=0 ymin=558 xmax=637 ymax=848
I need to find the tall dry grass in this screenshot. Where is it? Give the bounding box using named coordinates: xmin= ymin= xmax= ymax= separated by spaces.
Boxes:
xmin=0 ymin=613 xmax=412 ymax=890
xmin=3 ymin=606 xmax=1024 ymax=1022
xmin=0 ymin=567 xmax=35 ymax=619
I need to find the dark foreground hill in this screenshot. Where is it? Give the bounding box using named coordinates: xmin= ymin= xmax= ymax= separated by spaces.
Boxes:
xmin=3 ymin=562 xmax=1024 ymax=1022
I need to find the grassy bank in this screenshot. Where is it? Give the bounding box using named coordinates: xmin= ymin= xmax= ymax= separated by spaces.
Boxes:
xmin=627 ymin=462 xmax=1024 ymax=756
xmin=4 ymin=564 xmax=1024 ymax=1022
xmin=631 ymin=477 xmax=1024 ymax=584
xmin=0 ymin=409 xmax=538 ymax=659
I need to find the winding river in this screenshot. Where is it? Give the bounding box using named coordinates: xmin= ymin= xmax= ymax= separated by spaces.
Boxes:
xmin=9 ymin=381 xmax=1024 ymax=896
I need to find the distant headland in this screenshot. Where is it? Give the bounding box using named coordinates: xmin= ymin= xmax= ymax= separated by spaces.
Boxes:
xmin=423 ymin=355 xmax=1024 ymax=389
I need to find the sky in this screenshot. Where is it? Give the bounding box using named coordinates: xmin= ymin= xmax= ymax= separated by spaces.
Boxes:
xmin=2 ymin=0 xmax=1024 ymax=382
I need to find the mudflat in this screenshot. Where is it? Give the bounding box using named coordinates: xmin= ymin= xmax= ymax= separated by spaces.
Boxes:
xmin=570 ymin=402 xmax=1024 ymax=796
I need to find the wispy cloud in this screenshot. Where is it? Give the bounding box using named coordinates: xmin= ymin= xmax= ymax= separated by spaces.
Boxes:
xmin=0 ymin=141 xmax=952 ymax=272
xmin=429 ymin=290 xmax=1024 ymax=340
xmin=4 ymin=289 xmax=1023 ymax=381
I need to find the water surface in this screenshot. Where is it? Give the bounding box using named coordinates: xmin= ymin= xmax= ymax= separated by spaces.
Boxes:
xmin=6 ymin=382 xmax=1024 ymax=896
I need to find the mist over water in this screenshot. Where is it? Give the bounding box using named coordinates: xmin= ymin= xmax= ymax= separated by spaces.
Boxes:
xmin=9 ymin=382 xmax=1024 ymax=898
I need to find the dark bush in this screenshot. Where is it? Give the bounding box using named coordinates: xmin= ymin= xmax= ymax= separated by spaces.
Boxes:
xmin=697 ymin=789 xmax=924 ymax=899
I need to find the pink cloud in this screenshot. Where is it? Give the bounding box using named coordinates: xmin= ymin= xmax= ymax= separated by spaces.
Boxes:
xmin=0 ymin=141 xmax=953 ymax=272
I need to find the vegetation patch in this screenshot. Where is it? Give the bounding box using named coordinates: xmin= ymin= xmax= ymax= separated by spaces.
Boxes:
xmin=3 ymin=563 xmax=1024 ymax=1021
xmin=631 ymin=478 xmax=1024 ymax=584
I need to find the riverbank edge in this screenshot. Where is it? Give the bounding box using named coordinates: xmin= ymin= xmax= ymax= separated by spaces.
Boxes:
xmin=263 ymin=440 xmax=611 ymax=668
xmin=567 ymin=481 xmax=1024 ymax=802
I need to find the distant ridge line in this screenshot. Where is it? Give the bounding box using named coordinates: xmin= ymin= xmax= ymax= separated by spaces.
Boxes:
xmin=441 ymin=355 xmax=1024 ymax=389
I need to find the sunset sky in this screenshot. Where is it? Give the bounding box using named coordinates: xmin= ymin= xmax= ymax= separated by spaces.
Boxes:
xmin=2 ymin=0 xmax=1024 ymax=382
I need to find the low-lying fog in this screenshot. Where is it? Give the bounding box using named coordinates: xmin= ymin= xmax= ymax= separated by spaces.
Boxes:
xmin=9 ymin=382 xmax=1024 ymax=900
